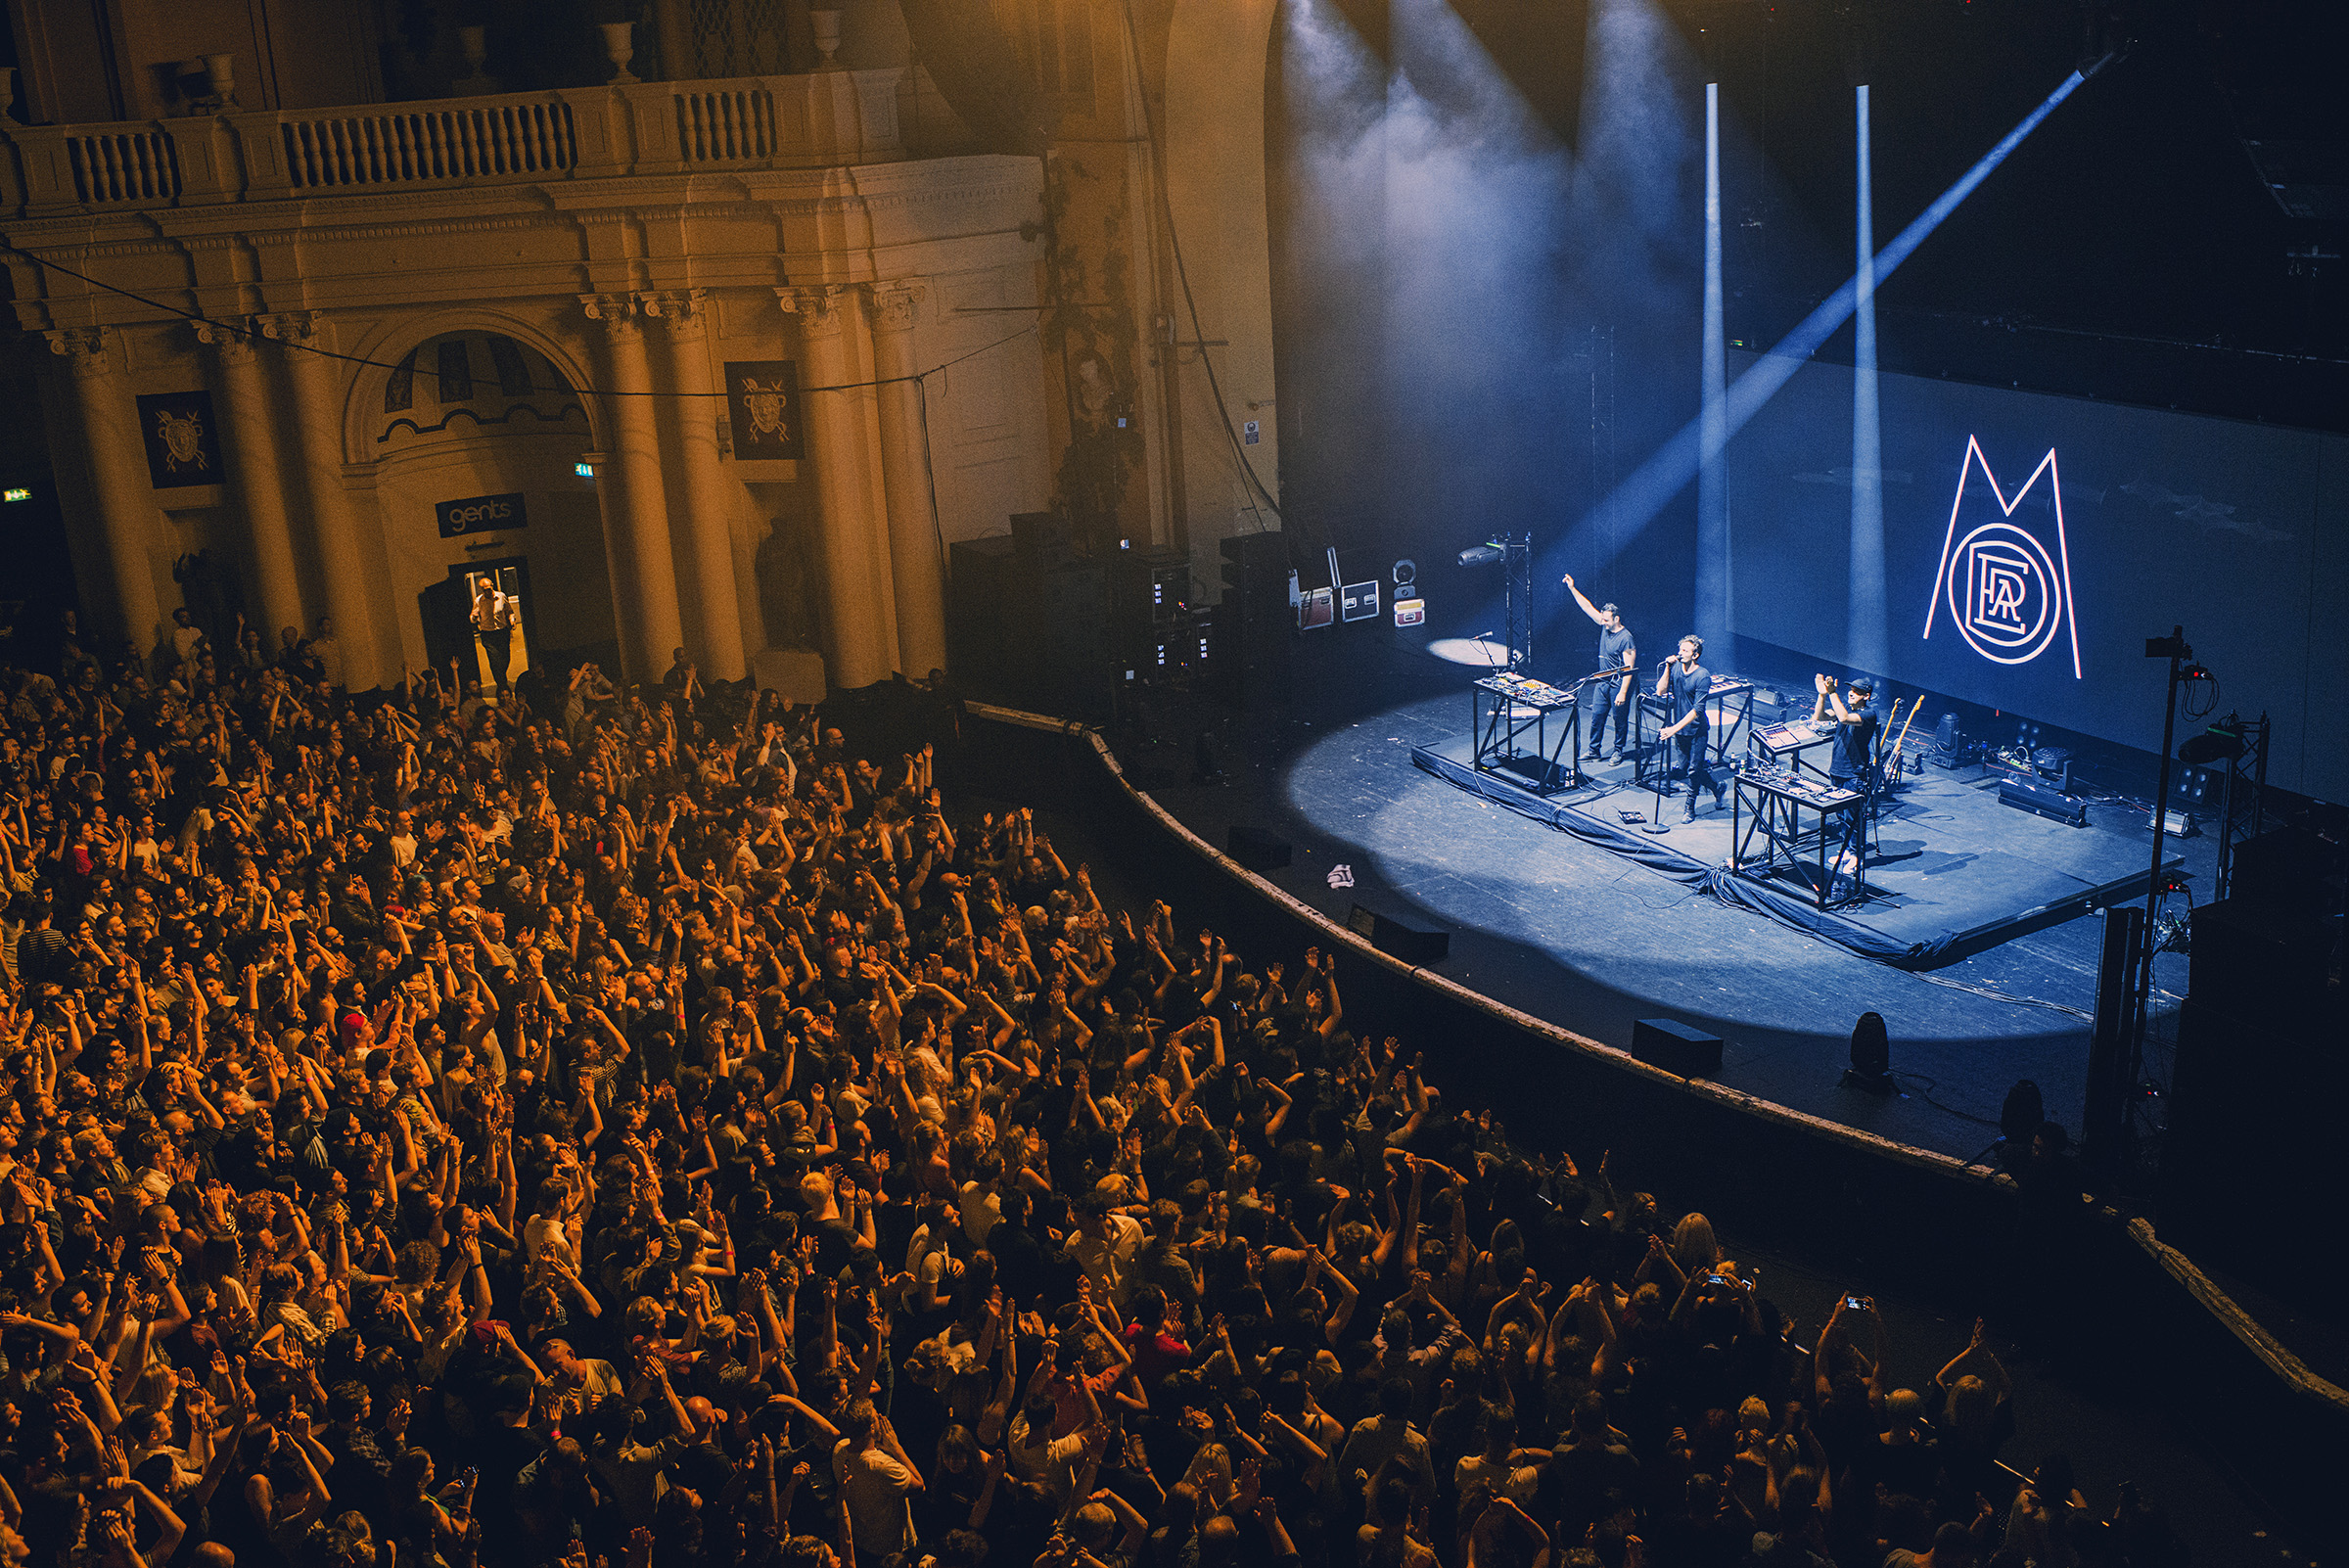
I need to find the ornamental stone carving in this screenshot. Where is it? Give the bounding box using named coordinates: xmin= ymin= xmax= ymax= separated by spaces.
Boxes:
xmin=44 ymin=327 xmax=111 ymax=376
xmin=580 ymin=294 xmax=643 ymax=339
xmin=776 ymin=285 xmax=849 ymax=341
xmin=863 ymin=282 xmax=925 ymax=336
xmin=642 ymin=290 xmax=712 ymax=338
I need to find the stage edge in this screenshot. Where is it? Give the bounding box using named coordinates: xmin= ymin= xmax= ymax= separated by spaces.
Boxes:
xmin=962 ymin=701 xmax=2349 ymax=1423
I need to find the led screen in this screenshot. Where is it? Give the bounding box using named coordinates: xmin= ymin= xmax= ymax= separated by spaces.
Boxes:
xmin=1726 ymin=350 xmax=2349 ymax=802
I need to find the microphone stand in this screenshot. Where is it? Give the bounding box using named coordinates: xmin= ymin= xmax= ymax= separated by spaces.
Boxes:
xmin=1642 ymin=657 xmax=1681 ymax=834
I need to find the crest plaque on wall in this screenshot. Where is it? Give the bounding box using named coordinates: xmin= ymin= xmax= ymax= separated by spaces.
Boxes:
xmin=725 ymin=361 xmax=805 ymax=461
xmin=137 ymin=392 xmax=225 ymax=488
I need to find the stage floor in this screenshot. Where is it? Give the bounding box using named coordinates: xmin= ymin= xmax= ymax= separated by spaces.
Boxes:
xmin=1127 ymin=682 xmax=2202 ymax=1163
xmin=1409 ymin=731 xmax=2180 ymax=967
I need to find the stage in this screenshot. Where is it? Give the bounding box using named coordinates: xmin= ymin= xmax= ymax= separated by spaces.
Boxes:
xmin=1409 ymin=731 xmax=2181 ymax=968
xmin=1119 ymin=662 xmax=2202 ymax=1164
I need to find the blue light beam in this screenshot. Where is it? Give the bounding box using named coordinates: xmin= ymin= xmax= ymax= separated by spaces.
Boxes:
xmin=1694 ymin=80 xmax=1729 ymax=651
xmin=1850 ymin=82 xmax=1886 ymax=671
xmin=1547 ymin=69 xmax=2088 ymax=583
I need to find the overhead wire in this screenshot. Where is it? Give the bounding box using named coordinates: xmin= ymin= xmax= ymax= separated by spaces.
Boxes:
xmin=0 ymin=239 xmax=1038 ymax=401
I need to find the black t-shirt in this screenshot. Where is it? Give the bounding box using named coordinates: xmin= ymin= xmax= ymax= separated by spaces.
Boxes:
xmin=1594 ymin=624 xmax=1636 ymax=680
xmin=1666 ymin=663 xmax=1713 ymax=729
xmin=1833 ymin=696 xmax=1880 ymax=778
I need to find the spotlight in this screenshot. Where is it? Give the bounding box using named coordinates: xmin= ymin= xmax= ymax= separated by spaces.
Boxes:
xmin=1841 ymin=1010 xmax=1895 ymax=1094
xmin=1457 ymin=543 xmax=1504 ymax=568
xmin=2178 ymin=728 xmax=2246 ymax=765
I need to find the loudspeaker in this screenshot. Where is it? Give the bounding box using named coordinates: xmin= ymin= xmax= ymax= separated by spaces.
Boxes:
xmin=1225 ymin=823 xmax=1293 ymax=872
xmin=1215 ymin=532 xmax=1293 ymax=710
xmin=1347 ymin=904 xmax=1450 ymax=966
xmin=2188 ymin=897 xmax=2330 ymax=1032
xmin=947 ymin=535 xmax=1029 ymax=693
xmin=1632 ymin=1017 xmax=1724 ymax=1079
xmin=2082 ymin=904 xmax=2142 ymax=1174
xmin=1011 ymin=511 xmax=1078 ymax=571
xmin=2161 ymin=996 xmax=2348 ymax=1279
xmin=2230 ymin=828 xmax=2339 ymax=921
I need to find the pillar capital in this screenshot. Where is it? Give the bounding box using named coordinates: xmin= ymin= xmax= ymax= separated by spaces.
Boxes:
xmin=642 ymin=289 xmax=712 ymax=338
xmin=581 ymin=293 xmax=643 ymax=340
xmin=863 ymin=281 xmax=926 ymax=336
xmin=254 ymin=310 xmax=323 ymax=345
xmin=194 ymin=318 xmax=262 ymax=364
xmin=45 ymin=327 xmax=113 ymax=376
xmin=776 ymin=285 xmax=850 ymax=341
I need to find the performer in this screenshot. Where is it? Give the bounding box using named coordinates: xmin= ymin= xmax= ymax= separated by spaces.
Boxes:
xmin=1812 ymin=673 xmax=1880 ymax=786
xmin=1562 ymin=573 xmax=1636 ymax=762
xmin=472 ymin=575 xmax=516 ymax=693
xmin=1656 ymin=634 xmax=1725 ymax=823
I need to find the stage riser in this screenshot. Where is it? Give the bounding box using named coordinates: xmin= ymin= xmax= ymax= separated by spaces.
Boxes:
xmin=1411 ymin=736 xmax=2180 ymax=971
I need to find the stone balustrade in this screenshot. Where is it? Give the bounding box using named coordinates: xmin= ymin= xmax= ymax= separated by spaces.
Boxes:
xmin=0 ymin=69 xmax=908 ymax=216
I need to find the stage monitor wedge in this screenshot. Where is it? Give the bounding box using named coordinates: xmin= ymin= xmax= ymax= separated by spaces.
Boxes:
xmin=1347 ymin=903 xmax=1449 ymax=966
xmin=1226 ymin=823 xmax=1293 ymax=872
xmin=1632 ymin=1017 xmax=1725 ymax=1079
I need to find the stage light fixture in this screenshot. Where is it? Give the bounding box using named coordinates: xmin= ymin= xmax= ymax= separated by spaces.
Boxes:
xmin=1457 ymin=543 xmax=1504 ymax=568
xmin=2178 ymin=729 xmax=2246 ymax=766
xmin=1842 ymin=1010 xmax=1895 ymax=1094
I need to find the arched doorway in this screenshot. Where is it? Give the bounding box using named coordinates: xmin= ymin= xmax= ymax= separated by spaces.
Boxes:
xmin=361 ymin=325 xmax=620 ymax=684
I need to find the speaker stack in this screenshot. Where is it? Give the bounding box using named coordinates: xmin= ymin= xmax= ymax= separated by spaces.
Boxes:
xmin=947 ymin=513 xmax=1114 ymax=719
xmin=2159 ymin=827 xmax=2344 ymax=1283
xmin=1213 ymin=532 xmax=1292 ymax=711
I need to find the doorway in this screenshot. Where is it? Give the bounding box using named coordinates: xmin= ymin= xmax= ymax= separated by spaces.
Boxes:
xmin=417 ymin=557 xmax=536 ymax=696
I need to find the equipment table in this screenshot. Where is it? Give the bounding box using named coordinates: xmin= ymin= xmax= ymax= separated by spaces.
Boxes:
xmin=1750 ymin=718 xmax=1839 ymax=781
xmin=1729 ymin=765 xmax=1868 ymax=909
xmin=1471 ymin=674 xmax=1582 ymax=796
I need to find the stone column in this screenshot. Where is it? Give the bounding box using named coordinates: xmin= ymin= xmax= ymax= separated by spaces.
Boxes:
xmin=45 ymin=328 xmax=163 ymax=659
xmin=645 ymin=289 xmax=748 ymax=681
xmin=261 ymin=311 xmax=381 ymax=691
xmin=865 ymin=281 xmax=947 ymax=680
xmin=581 ymin=293 xmax=685 ymax=684
xmin=195 ymin=320 xmax=304 ymax=645
xmin=778 ymin=284 xmax=896 ymax=689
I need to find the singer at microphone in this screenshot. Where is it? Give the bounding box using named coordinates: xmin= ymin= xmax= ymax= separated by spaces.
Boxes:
xmin=1561 ymin=573 xmax=1635 ymax=763
xmin=1654 ymin=632 xmax=1725 ymax=823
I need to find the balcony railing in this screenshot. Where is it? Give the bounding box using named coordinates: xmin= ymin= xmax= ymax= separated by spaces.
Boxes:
xmin=0 ymin=69 xmax=908 ymax=217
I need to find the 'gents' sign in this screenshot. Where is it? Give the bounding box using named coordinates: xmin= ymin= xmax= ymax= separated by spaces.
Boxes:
xmin=436 ymin=492 xmax=527 ymax=538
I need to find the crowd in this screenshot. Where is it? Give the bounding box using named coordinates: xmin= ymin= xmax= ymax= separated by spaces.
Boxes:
xmin=0 ymin=615 xmax=2182 ymax=1568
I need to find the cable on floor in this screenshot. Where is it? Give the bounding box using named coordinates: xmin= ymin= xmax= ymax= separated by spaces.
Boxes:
xmin=1890 ymin=1070 xmax=2006 ymax=1129
xmin=1911 ymin=971 xmax=2095 ymax=1021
